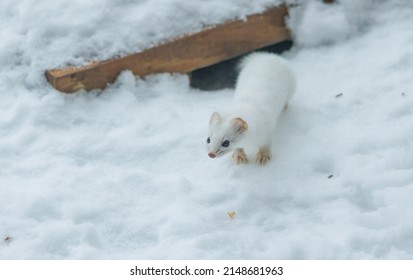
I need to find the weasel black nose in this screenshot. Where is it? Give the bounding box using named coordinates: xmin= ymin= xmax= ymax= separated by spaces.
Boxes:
xmin=208 ymin=152 xmax=216 ymax=158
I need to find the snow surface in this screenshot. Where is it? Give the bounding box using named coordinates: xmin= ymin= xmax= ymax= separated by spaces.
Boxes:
xmin=1 ymin=0 xmax=413 ymax=259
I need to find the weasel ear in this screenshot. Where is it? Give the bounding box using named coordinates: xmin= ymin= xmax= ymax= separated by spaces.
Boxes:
xmin=231 ymin=117 xmax=248 ymax=135
xmin=210 ymin=112 xmax=222 ymax=125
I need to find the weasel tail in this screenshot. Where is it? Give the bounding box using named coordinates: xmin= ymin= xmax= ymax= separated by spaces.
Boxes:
xmin=206 ymin=52 xmax=296 ymax=165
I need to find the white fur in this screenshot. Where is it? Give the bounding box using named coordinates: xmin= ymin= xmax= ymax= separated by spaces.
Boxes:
xmin=207 ymin=52 xmax=296 ymax=163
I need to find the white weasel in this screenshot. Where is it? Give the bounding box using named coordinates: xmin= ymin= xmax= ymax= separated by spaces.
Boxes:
xmin=206 ymin=52 xmax=296 ymax=165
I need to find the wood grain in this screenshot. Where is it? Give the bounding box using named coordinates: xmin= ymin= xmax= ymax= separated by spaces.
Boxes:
xmin=46 ymin=5 xmax=290 ymax=93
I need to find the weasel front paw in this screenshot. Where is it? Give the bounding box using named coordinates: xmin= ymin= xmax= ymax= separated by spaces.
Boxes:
xmin=256 ymin=147 xmax=272 ymax=165
xmin=232 ymin=148 xmax=248 ymax=165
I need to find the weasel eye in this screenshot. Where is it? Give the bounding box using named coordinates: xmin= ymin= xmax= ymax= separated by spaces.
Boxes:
xmin=222 ymin=140 xmax=230 ymax=147
xmin=206 ymin=137 xmax=210 ymax=144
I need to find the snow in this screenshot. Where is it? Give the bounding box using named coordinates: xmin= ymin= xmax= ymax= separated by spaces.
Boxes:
xmin=1 ymin=0 xmax=413 ymax=259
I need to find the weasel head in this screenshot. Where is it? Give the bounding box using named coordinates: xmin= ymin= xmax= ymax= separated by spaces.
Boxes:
xmin=206 ymin=112 xmax=248 ymax=158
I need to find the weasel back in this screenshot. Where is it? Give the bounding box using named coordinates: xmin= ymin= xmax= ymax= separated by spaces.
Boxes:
xmin=233 ymin=52 xmax=296 ymax=111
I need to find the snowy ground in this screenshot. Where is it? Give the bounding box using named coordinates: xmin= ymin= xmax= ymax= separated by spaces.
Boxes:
xmin=1 ymin=0 xmax=413 ymax=259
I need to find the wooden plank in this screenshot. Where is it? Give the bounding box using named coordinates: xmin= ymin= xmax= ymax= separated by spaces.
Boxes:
xmin=46 ymin=5 xmax=290 ymax=93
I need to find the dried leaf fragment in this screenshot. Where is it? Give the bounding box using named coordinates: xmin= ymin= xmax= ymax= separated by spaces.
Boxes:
xmin=228 ymin=211 xmax=236 ymax=220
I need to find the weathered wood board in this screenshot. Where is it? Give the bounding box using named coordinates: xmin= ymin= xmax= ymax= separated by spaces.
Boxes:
xmin=46 ymin=5 xmax=290 ymax=93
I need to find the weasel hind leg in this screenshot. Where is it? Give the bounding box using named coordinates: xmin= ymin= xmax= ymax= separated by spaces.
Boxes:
xmin=256 ymin=147 xmax=272 ymax=165
xmin=232 ymin=148 xmax=248 ymax=164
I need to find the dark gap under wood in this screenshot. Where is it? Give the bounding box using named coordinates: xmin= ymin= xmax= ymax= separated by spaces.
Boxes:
xmin=190 ymin=40 xmax=293 ymax=91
